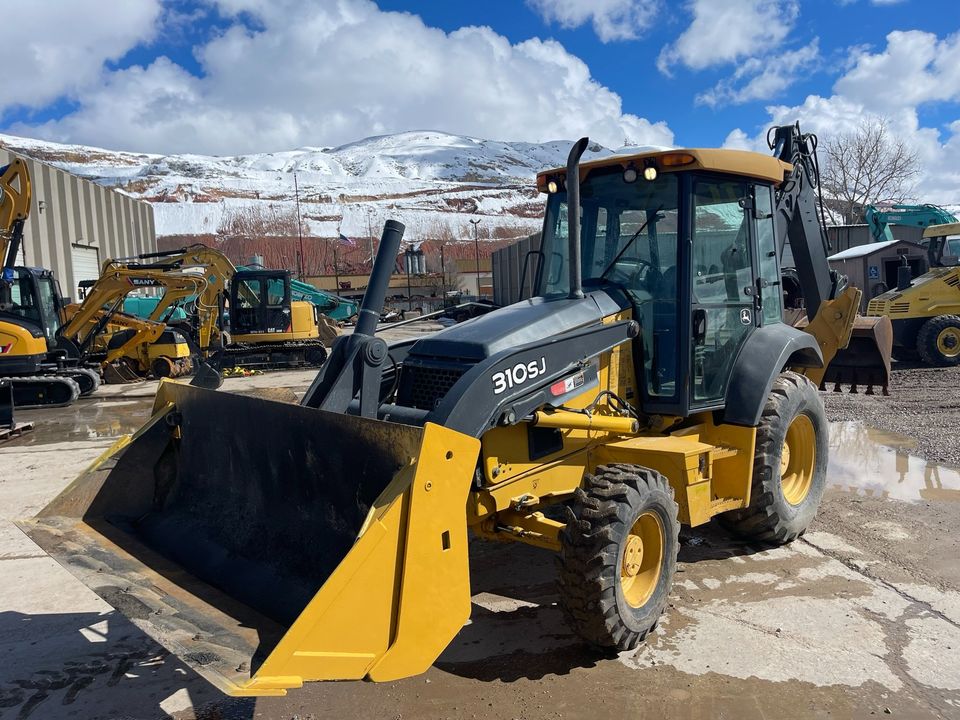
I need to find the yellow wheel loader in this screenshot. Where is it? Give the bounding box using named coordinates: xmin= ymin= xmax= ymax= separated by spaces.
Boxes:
xmin=867 ymin=221 xmax=960 ymax=365
xmin=0 ymin=159 xmax=100 ymax=408
xmin=20 ymin=125 xmax=892 ymax=696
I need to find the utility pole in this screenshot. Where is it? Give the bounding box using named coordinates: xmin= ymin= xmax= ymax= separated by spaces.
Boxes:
xmin=404 ymin=248 xmax=413 ymax=312
xmin=294 ymin=172 xmax=305 ymax=279
xmin=469 ymin=218 xmax=481 ymax=298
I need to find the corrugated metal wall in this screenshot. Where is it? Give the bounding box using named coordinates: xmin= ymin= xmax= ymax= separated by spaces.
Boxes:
xmin=0 ymin=150 xmax=156 ymax=300
xmin=492 ymin=232 xmax=541 ymax=306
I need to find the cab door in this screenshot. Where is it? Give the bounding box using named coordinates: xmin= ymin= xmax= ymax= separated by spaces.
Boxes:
xmin=689 ymin=178 xmax=758 ymax=406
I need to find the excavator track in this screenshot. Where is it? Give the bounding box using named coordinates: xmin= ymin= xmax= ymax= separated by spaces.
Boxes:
xmin=56 ymin=367 xmax=101 ymax=396
xmin=222 ymin=341 xmax=328 ymax=369
xmin=5 ymin=375 xmax=81 ymax=409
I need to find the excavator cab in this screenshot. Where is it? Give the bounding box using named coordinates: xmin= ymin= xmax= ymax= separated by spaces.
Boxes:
xmin=229 ymin=269 xmax=299 ymax=336
xmin=1 ymin=267 xmax=65 ymax=346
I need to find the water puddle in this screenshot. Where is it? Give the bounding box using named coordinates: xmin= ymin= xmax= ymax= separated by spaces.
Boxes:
xmin=12 ymin=397 xmax=154 ymax=446
xmin=828 ymin=421 xmax=960 ymax=502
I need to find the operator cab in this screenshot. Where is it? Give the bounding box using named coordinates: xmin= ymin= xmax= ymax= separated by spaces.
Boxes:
xmin=922 ymin=222 xmax=960 ymax=268
xmin=229 ymin=269 xmax=296 ymax=335
xmin=535 ymin=156 xmax=786 ymax=417
xmin=0 ymin=267 xmax=65 ymax=344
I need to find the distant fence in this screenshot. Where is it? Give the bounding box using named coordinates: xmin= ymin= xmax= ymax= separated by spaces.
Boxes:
xmin=492 ymin=232 xmax=542 ymax=306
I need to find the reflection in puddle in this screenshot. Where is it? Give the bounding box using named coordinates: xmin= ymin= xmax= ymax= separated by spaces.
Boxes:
xmin=14 ymin=398 xmax=154 ymax=445
xmin=828 ymin=421 xmax=960 ymax=502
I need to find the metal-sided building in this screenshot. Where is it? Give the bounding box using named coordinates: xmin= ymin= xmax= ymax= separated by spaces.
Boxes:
xmin=0 ymin=149 xmax=156 ymax=302
xmin=828 ymin=238 xmax=928 ymax=311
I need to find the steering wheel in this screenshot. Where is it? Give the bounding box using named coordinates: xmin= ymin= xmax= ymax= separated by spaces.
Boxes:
xmin=606 ymin=258 xmax=652 ymax=289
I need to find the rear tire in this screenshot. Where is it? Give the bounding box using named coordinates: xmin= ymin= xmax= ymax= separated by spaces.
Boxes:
xmin=720 ymin=371 xmax=827 ymax=544
xmin=557 ymin=465 xmax=679 ymax=650
xmin=917 ymin=315 xmax=960 ymax=366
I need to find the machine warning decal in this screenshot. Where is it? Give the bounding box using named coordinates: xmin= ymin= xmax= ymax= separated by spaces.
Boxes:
xmin=492 ymin=357 xmax=546 ymax=395
xmin=550 ymin=372 xmax=585 ymax=397
xmin=739 ymin=308 xmax=752 ymax=325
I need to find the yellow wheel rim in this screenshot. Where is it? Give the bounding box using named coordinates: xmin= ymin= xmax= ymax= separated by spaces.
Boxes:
xmin=620 ymin=511 xmax=664 ymax=608
xmin=781 ymin=414 xmax=816 ymax=506
xmin=936 ymin=327 xmax=960 ymax=358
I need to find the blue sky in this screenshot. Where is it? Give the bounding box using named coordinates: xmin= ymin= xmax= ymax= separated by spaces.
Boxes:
xmin=1 ymin=0 xmax=959 ymax=202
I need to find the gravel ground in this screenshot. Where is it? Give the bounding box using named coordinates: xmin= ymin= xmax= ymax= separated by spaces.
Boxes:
xmin=822 ymin=361 xmax=960 ymax=466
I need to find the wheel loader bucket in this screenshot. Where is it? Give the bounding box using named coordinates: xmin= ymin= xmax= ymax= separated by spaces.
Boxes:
xmin=17 ymin=381 xmax=480 ymax=696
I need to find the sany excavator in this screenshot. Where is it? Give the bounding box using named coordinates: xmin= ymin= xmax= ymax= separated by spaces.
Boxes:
xmin=58 ymin=263 xmax=210 ymax=383
xmin=59 ymin=244 xmax=337 ymax=384
xmin=0 ymin=158 xmax=100 ymax=408
xmin=21 ymin=124 xmax=892 ymax=696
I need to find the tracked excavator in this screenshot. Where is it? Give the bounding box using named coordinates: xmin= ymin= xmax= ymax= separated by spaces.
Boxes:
xmin=21 ymin=124 xmax=892 ymax=696
xmin=0 ymin=159 xmax=100 ymax=408
xmin=105 ymin=246 xmax=336 ymax=372
xmin=58 ymin=264 xmax=207 ymax=383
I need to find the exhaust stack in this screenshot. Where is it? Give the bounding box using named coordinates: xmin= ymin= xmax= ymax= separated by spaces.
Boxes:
xmin=566 ymin=138 xmax=589 ymax=300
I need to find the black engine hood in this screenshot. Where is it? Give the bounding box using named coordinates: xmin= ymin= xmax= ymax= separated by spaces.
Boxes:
xmin=407 ymin=290 xmax=625 ymax=362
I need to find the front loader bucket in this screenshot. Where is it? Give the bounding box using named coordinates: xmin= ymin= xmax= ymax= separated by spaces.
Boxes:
xmin=17 ymin=381 xmax=480 ymax=696
xmin=821 ymin=315 xmax=893 ymax=394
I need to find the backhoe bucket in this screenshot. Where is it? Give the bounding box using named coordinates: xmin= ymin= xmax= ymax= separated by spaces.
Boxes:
xmin=17 ymin=381 xmax=480 ymax=696
xmin=793 ymin=287 xmax=893 ymax=395
xmin=821 ymin=315 xmax=893 ymax=394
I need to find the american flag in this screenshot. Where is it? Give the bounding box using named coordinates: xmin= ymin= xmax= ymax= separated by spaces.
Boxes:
xmin=338 ymin=233 xmax=356 ymax=246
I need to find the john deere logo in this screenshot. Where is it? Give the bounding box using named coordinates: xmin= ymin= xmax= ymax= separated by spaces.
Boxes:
xmin=740 ymin=308 xmax=752 ymax=325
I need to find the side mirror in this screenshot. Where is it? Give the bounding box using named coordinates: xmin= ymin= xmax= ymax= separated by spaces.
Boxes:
xmin=693 ymin=308 xmax=708 ymax=346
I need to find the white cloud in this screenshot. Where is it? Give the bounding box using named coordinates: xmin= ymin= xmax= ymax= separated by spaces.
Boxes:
xmin=835 ymin=30 xmax=960 ymax=109
xmin=724 ymin=31 xmax=960 ymax=205
xmin=5 ymin=0 xmax=673 ymax=155
xmin=526 ymin=0 xmax=659 ymax=42
xmin=657 ymin=0 xmax=799 ymax=74
xmin=697 ymin=39 xmax=820 ymax=107
xmin=0 ymin=0 xmax=161 ymax=113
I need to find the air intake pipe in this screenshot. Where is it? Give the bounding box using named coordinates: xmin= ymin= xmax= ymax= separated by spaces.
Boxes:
xmin=566 ymin=137 xmax=589 ymax=300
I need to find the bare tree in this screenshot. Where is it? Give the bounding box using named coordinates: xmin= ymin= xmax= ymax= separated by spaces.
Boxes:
xmin=819 ymin=118 xmax=921 ymax=225
xmin=217 ymin=204 xmax=300 ymax=238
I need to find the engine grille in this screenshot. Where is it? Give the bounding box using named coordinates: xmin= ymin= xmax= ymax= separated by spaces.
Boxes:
xmin=397 ymin=363 xmax=468 ymax=410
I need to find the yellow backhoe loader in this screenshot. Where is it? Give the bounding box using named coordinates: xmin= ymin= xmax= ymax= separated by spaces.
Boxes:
xmin=0 ymin=159 xmax=100 ymax=407
xmin=20 ymin=125 xmax=892 ymax=696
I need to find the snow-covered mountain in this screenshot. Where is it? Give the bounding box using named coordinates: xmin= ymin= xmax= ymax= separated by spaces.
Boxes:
xmin=0 ymin=131 xmax=619 ymax=241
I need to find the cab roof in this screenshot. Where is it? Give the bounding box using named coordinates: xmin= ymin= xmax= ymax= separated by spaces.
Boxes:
xmin=536 ymin=148 xmax=792 ymax=192
xmin=923 ymin=222 xmax=960 ymax=238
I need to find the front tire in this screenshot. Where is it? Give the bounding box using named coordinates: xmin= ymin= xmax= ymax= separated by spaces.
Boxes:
xmin=917 ymin=315 xmax=960 ymax=366
xmin=721 ymin=371 xmax=827 ymax=544
xmin=557 ymin=465 xmax=679 ymax=650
